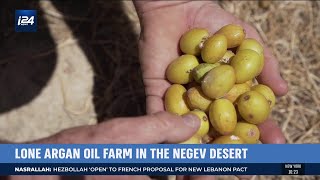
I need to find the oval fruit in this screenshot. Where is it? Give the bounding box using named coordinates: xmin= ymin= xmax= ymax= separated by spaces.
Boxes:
xmin=237 ymin=91 xmax=270 ymax=124
xmin=201 ymin=65 xmax=236 ymax=99
xmin=237 ymin=38 xmax=265 ymax=74
xmin=231 ymin=49 xmax=262 ymax=83
xmin=237 ymin=38 xmax=264 ymax=55
xmin=164 ymin=84 xmax=190 ymax=115
xmin=224 ymin=83 xmax=250 ymax=103
xmin=186 ymin=110 xmax=210 ymax=137
xmin=232 ymin=122 xmax=260 ymax=144
xmin=209 ymin=99 xmax=237 ymax=135
xmin=252 ymin=84 xmax=276 ymax=108
xmin=216 ymin=24 xmax=246 ymax=48
xmin=166 ymin=55 xmax=199 ymax=84
xmin=201 ymin=34 xmax=227 ymax=63
xmin=212 ymin=135 xmax=244 ymax=144
xmin=192 ymin=63 xmax=221 ymax=83
xmin=180 ymin=135 xmax=202 ymax=144
xmin=186 ymin=86 xmax=212 ymax=112
xmin=180 ymin=28 xmax=209 ymax=55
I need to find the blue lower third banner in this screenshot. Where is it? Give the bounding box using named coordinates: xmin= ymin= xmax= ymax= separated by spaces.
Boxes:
xmin=0 ymin=144 xmax=320 ymax=175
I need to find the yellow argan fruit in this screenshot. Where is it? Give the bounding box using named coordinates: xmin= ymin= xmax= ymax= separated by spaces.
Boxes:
xmin=186 ymin=86 xmax=212 ymax=112
xmin=237 ymin=38 xmax=265 ymax=74
xmin=237 ymin=91 xmax=270 ymax=124
xmin=216 ymin=24 xmax=246 ymax=48
xmin=219 ymin=50 xmax=235 ymax=63
xmin=232 ymin=122 xmax=260 ymax=144
xmin=224 ymin=83 xmax=251 ymax=103
xmin=237 ymin=38 xmax=264 ymax=55
xmin=251 ymin=84 xmax=276 ymax=108
xmin=192 ymin=63 xmax=221 ymax=83
xmin=180 ymin=135 xmax=202 ymax=144
xmin=180 ymin=28 xmax=209 ymax=55
xmin=201 ymin=65 xmax=236 ymax=99
xmin=230 ymin=49 xmax=262 ymax=83
xmin=201 ymin=34 xmax=228 ymax=63
xmin=212 ymin=135 xmax=244 ymax=144
xmin=186 ymin=110 xmax=210 ymax=137
xmin=166 ymin=55 xmax=199 ymax=84
xmin=209 ymin=99 xmax=237 ymax=135
xmin=164 ymin=84 xmax=190 ymax=115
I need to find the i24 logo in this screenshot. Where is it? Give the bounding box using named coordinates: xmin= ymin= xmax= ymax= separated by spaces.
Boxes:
xmin=15 ymin=10 xmax=37 ymax=32
xmin=17 ymin=16 xmax=35 ymax=26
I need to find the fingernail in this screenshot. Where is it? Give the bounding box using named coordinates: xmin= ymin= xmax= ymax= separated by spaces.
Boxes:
xmin=182 ymin=114 xmax=200 ymax=128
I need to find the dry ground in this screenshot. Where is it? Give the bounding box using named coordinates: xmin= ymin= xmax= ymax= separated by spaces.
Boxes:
xmin=0 ymin=0 xmax=319 ymax=180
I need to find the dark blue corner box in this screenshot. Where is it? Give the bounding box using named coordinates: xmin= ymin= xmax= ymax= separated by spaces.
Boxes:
xmin=15 ymin=10 xmax=37 ymax=32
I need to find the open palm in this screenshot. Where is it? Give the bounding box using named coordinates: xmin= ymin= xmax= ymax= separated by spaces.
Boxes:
xmin=137 ymin=1 xmax=288 ymax=144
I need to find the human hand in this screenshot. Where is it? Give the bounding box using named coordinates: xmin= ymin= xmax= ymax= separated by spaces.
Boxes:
xmin=6 ymin=112 xmax=199 ymax=180
xmin=134 ymin=1 xmax=288 ymax=179
xmin=133 ymin=0 xmax=287 ymax=144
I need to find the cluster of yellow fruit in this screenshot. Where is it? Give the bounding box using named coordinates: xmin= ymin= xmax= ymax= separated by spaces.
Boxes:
xmin=164 ymin=24 xmax=276 ymax=144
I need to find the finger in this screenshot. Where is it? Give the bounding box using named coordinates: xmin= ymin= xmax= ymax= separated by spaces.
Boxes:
xmin=138 ymin=6 xmax=184 ymax=80
xmin=34 ymin=112 xmax=200 ymax=144
xmin=138 ymin=7 xmax=187 ymax=114
xmin=99 ymin=112 xmax=200 ymax=144
xmin=146 ymin=95 xmax=165 ymax=114
xmin=257 ymin=47 xmax=288 ymax=96
xmin=243 ymin=25 xmax=289 ymax=97
xmin=258 ymin=117 xmax=286 ymax=144
xmin=144 ymin=78 xmax=171 ymax=114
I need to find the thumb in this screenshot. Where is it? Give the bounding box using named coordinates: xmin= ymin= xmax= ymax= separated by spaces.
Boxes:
xmin=33 ymin=112 xmax=200 ymax=144
xmin=103 ymin=111 xmax=201 ymax=144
